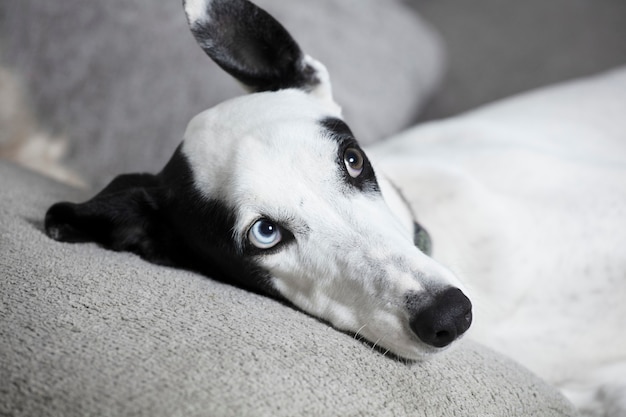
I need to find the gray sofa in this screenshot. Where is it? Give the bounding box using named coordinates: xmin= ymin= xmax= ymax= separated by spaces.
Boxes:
xmin=0 ymin=0 xmax=443 ymax=188
xmin=3 ymin=0 xmax=624 ymax=415
xmin=2 ymin=160 xmax=578 ymax=416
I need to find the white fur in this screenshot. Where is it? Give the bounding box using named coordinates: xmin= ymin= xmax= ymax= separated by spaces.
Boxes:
xmin=183 ymin=64 xmax=626 ymax=414
xmin=184 ymin=0 xmax=211 ymax=26
xmin=182 ymin=88 xmax=464 ymax=360
xmin=371 ymin=67 xmax=626 ymax=415
xmin=181 ymin=3 xmax=625 ymax=412
xmin=302 ymin=55 xmax=342 ymax=116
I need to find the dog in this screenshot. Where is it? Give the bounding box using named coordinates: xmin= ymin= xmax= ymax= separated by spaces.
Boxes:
xmin=45 ymin=0 xmax=472 ymax=360
xmin=44 ymin=0 xmax=626 ymax=414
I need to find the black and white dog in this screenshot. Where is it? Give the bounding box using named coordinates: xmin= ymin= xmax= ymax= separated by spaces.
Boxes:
xmin=45 ymin=0 xmax=626 ymax=414
xmin=45 ymin=0 xmax=471 ymax=359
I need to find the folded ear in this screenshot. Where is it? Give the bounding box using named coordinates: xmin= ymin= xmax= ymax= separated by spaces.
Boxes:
xmin=45 ymin=173 xmax=175 ymax=265
xmin=183 ymin=0 xmax=335 ymax=104
xmin=413 ymin=222 xmax=432 ymax=256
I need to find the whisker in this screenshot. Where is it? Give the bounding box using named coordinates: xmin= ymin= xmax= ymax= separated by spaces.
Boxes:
xmin=371 ymin=335 xmax=384 ymax=352
xmin=354 ymin=324 xmax=367 ymax=341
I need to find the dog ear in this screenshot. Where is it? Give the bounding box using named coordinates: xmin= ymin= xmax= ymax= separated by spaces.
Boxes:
xmin=183 ymin=0 xmax=335 ymax=103
xmin=413 ymin=222 xmax=432 ymax=256
xmin=45 ymin=174 xmax=176 ymax=266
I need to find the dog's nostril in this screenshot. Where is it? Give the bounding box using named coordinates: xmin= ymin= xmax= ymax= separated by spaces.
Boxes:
xmin=435 ymin=330 xmax=451 ymax=340
xmin=409 ymin=287 xmax=473 ymax=348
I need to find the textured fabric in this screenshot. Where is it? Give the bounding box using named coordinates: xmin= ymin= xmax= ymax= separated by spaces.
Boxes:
xmin=0 ymin=161 xmax=578 ymax=417
xmin=0 ymin=0 xmax=443 ymax=189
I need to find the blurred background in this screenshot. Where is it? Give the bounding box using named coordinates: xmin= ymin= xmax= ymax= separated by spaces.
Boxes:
xmin=1 ymin=0 xmax=625 ymax=188
xmin=408 ymin=0 xmax=626 ymax=120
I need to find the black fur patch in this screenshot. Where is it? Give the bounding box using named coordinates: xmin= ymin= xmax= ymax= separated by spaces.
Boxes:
xmin=320 ymin=117 xmax=380 ymax=193
xmin=45 ymin=145 xmax=279 ymax=298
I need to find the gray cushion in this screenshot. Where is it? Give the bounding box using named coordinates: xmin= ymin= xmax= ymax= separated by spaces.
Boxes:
xmin=0 ymin=161 xmax=579 ymax=416
xmin=0 ymin=0 xmax=443 ymax=188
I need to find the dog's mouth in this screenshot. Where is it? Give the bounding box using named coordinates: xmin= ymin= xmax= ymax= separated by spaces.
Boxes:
xmin=266 ymin=237 xmax=473 ymax=360
xmin=361 ymin=287 xmax=473 ymax=360
xmin=241 ymin=187 xmax=473 ymax=360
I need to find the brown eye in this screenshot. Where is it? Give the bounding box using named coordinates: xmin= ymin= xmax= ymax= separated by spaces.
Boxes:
xmin=344 ymin=147 xmax=364 ymax=178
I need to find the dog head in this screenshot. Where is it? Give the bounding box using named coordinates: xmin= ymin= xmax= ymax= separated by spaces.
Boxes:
xmin=45 ymin=0 xmax=471 ymax=360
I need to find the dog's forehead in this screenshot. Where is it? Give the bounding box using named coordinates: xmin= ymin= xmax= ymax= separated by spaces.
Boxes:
xmin=181 ymin=89 xmax=344 ymax=198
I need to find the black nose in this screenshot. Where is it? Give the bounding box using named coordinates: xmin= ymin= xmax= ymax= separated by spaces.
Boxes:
xmin=409 ymin=287 xmax=473 ymax=348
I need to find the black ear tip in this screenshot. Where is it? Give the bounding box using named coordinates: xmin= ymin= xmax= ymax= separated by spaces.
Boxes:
xmin=184 ymin=0 xmax=319 ymax=93
xmin=45 ymin=202 xmax=82 ymax=242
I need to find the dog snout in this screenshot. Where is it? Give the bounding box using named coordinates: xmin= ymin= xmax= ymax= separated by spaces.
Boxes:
xmin=408 ymin=287 xmax=473 ymax=348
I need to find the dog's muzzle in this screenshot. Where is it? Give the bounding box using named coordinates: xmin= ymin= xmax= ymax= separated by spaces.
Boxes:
xmin=408 ymin=288 xmax=473 ymax=348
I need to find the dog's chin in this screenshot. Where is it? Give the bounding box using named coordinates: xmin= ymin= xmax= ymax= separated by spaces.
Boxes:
xmin=388 ymin=345 xmax=448 ymax=363
xmin=371 ymin=334 xmax=464 ymax=362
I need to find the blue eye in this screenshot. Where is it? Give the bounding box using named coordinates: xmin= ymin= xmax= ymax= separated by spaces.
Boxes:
xmin=248 ymin=219 xmax=282 ymax=249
